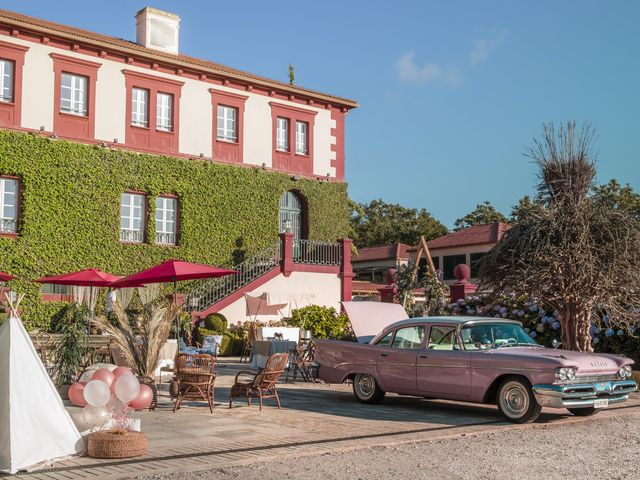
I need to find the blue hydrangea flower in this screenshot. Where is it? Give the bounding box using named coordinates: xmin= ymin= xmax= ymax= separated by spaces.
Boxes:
xmin=551 ymin=321 xmax=561 ymax=330
xmin=529 ymin=331 xmax=538 ymax=338
xmin=592 ymin=337 xmax=600 ymax=345
xmin=617 ymin=330 xmax=624 ymax=336
xmin=605 ymin=328 xmax=615 ymax=337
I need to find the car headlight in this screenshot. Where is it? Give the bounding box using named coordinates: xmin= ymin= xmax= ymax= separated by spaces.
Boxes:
xmin=555 ymin=367 xmax=576 ymax=382
xmin=618 ymin=365 xmax=633 ymax=379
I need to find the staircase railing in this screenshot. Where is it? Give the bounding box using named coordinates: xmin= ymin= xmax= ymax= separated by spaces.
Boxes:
xmin=185 ymin=242 xmax=281 ymax=313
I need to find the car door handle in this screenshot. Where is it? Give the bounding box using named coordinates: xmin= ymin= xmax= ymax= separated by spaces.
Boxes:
xmin=419 ymin=354 xmax=428 ymax=359
xmin=380 ymin=353 xmax=388 ymax=357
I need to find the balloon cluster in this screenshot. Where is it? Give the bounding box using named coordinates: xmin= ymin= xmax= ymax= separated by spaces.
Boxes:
xmin=68 ymin=367 xmax=153 ymax=428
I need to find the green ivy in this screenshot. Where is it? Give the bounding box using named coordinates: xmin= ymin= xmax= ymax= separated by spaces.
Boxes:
xmin=0 ymin=130 xmax=350 ymax=330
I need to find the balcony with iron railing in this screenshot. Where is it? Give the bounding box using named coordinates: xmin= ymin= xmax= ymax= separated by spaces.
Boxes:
xmin=185 ymin=233 xmax=351 ymax=314
xmin=120 ymin=229 xmax=144 ymax=243
xmin=0 ymin=218 xmax=17 ymax=234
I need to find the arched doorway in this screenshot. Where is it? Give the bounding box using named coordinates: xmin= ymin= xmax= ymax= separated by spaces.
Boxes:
xmin=279 ymin=190 xmax=306 ymax=242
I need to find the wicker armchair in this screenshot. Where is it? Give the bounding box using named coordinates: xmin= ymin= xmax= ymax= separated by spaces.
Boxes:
xmin=229 ymin=353 xmax=288 ymax=411
xmin=173 ymin=353 xmax=216 ymax=414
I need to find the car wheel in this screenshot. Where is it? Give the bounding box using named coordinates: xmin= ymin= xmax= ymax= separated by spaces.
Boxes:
xmin=353 ymin=373 xmax=385 ymax=404
xmin=496 ymin=377 xmax=542 ymax=423
xmin=567 ymin=407 xmax=599 ymax=417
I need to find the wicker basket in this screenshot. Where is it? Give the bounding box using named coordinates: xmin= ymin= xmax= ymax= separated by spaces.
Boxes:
xmin=87 ymin=430 xmax=148 ymax=459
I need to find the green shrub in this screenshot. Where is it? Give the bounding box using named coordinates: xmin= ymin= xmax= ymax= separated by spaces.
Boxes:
xmin=289 ymin=305 xmax=350 ymax=339
xmin=54 ymin=303 xmax=89 ymax=385
xmin=204 ymin=313 xmax=227 ymax=333
xmin=0 ymin=130 xmax=350 ymax=331
xmin=197 ymin=328 xmax=242 ymax=356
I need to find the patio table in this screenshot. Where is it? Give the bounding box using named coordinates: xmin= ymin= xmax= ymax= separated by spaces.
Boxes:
xmin=251 ymin=340 xmax=296 ymax=369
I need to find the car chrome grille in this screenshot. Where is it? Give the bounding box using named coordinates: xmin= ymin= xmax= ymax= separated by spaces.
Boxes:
xmin=564 ymin=374 xmax=618 ymax=384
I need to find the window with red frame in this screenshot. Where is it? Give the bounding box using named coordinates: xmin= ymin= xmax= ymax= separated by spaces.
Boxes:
xmin=120 ymin=192 xmax=146 ymax=243
xmin=123 ymin=70 xmax=183 ymax=155
xmin=270 ymin=102 xmax=317 ymax=176
xmin=0 ymin=177 xmax=18 ymax=235
xmin=0 ymin=40 xmax=28 ymax=128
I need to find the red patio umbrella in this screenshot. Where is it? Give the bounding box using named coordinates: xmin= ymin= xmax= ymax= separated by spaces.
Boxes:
xmin=109 ymin=259 xmax=237 ymax=338
xmin=35 ymin=268 xmax=122 ymax=320
xmin=0 ymin=271 xmax=15 ymax=282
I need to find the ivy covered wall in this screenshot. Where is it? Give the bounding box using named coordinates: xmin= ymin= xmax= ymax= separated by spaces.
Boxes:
xmin=0 ymin=130 xmax=350 ymax=330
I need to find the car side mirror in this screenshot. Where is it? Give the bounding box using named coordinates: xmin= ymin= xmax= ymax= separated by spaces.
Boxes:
xmin=552 ymin=339 xmax=562 ymax=349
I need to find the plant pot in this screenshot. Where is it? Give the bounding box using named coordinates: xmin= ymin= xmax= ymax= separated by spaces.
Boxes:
xmin=57 ymin=384 xmax=70 ymax=401
xmin=87 ymin=430 xmax=147 ymax=459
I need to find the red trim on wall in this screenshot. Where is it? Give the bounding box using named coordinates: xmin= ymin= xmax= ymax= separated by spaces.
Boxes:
xmin=209 ymin=88 xmax=248 ymax=165
xmin=123 ymin=69 xmax=183 ymax=155
xmin=0 ymin=40 xmax=28 ymax=128
xmin=269 ymin=102 xmax=317 ymax=176
xmin=330 ymin=107 xmax=346 ymax=181
xmin=51 ymin=53 xmax=100 ymax=141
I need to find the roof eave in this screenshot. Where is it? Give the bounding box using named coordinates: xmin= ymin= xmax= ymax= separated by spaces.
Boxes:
xmin=0 ymin=10 xmax=358 ymax=109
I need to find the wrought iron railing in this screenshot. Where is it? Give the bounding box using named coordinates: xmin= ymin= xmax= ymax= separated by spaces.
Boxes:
xmin=119 ymin=229 xmax=143 ymax=243
xmin=293 ymin=239 xmax=342 ymax=265
xmin=0 ymin=218 xmax=17 ymax=233
xmin=185 ymin=242 xmax=281 ymax=312
xmin=155 ymin=232 xmax=177 ymax=245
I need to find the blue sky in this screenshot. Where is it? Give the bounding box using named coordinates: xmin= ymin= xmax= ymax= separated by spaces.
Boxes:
xmin=4 ymin=1 xmax=639 ymax=227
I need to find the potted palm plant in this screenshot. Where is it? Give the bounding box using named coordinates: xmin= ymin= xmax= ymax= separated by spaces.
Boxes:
xmin=54 ymin=303 xmax=90 ymax=398
xmin=92 ymin=285 xmax=179 ymax=409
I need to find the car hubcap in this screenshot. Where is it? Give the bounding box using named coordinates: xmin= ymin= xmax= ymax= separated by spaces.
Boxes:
xmin=501 ymin=382 xmax=529 ymax=418
xmin=356 ymin=375 xmax=374 ymax=398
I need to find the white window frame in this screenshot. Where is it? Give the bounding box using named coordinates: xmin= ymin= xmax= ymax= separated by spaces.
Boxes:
xmin=156 ymin=92 xmax=173 ymax=132
xmin=295 ymin=121 xmax=308 ymax=155
xmin=60 ymin=72 xmax=88 ymax=116
xmin=120 ymin=193 xmax=145 ymax=243
xmin=131 ymin=87 xmax=149 ymax=127
xmin=155 ymin=196 xmax=177 ymax=245
xmin=276 ymin=117 xmax=289 ymax=152
xmin=0 ymin=177 xmax=18 ymax=233
xmin=0 ymin=59 xmax=14 ymax=103
xmin=216 ymin=105 xmax=237 ymax=142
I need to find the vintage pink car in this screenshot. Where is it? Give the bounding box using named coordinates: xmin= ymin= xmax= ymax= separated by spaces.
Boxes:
xmin=315 ymin=317 xmax=638 ymax=423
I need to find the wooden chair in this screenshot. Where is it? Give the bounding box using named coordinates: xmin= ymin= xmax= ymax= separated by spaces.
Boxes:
xmin=173 ymin=353 xmax=216 ymax=414
xmin=229 ymin=353 xmax=288 ymax=411
xmin=286 ymin=340 xmax=316 ymax=383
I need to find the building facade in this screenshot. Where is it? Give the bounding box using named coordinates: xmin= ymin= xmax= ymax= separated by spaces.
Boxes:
xmin=0 ymin=7 xmax=356 ymax=327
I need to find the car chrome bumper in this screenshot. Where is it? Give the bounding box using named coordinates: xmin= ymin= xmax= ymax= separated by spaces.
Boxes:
xmin=532 ymin=380 xmax=638 ymax=409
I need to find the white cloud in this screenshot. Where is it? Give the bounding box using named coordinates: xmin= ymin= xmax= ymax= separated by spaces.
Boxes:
xmin=469 ymin=29 xmax=508 ymax=65
xmin=394 ymin=51 xmax=461 ymax=86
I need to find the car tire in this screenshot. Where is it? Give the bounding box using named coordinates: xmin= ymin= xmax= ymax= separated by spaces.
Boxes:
xmin=352 ymin=373 xmax=385 ymax=404
xmin=567 ymin=407 xmax=599 ymax=417
xmin=496 ymin=377 xmax=542 ymax=423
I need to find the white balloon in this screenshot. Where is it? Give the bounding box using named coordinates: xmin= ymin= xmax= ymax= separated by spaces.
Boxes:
xmin=82 ymin=405 xmax=110 ymax=427
xmin=83 ymin=380 xmax=111 ymax=407
xmin=114 ymin=374 xmax=140 ymax=404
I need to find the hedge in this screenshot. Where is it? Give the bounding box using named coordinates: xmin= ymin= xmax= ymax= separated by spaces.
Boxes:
xmin=0 ymin=130 xmax=350 ymax=330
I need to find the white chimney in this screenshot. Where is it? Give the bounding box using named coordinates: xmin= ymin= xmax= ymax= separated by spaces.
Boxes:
xmin=135 ymin=7 xmax=180 ymax=55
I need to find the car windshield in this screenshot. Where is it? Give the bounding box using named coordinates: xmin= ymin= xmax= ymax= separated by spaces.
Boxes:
xmin=460 ymin=323 xmax=540 ymax=350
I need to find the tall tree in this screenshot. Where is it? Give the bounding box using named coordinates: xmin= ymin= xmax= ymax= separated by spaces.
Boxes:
xmin=454 ymin=201 xmax=507 ymax=231
xmin=480 ymin=122 xmax=640 ymax=351
xmin=350 ymin=199 xmax=447 ymax=248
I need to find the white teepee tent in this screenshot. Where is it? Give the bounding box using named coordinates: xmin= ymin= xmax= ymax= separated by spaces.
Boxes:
xmin=0 ymin=293 xmax=84 ymax=474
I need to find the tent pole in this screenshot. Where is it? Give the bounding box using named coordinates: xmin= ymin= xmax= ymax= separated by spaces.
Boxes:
xmin=174 ymin=277 xmax=179 ymax=341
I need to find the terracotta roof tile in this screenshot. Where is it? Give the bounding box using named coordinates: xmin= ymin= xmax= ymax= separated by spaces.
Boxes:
xmin=427 ymin=222 xmax=510 ymax=249
xmin=0 ymin=8 xmax=357 ymax=108
xmin=354 ymin=243 xmax=412 ymax=262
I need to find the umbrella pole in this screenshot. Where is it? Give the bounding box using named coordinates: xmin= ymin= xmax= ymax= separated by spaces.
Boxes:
xmin=174 ymin=277 xmax=179 ymax=341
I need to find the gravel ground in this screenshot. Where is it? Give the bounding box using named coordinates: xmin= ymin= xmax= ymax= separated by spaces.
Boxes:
xmin=142 ymin=411 xmax=640 ymax=480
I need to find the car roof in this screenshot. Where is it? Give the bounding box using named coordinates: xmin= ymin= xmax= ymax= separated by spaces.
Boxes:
xmin=384 ymin=316 xmax=522 ymax=331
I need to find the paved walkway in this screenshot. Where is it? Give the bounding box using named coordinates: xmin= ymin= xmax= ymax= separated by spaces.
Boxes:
xmin=5 ymin=359 xmax=640 ymax=479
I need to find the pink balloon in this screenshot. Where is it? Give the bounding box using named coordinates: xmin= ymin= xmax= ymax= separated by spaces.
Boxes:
xmin=69 ymin=382 xmax=87 ymax=407
xmin=112 ymin=367 xmax=133 ymax=378
xmin=92 ymin=368 xmax=116 ymax=387
xmin=128 ymin=384 xmax=153 ymax=410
